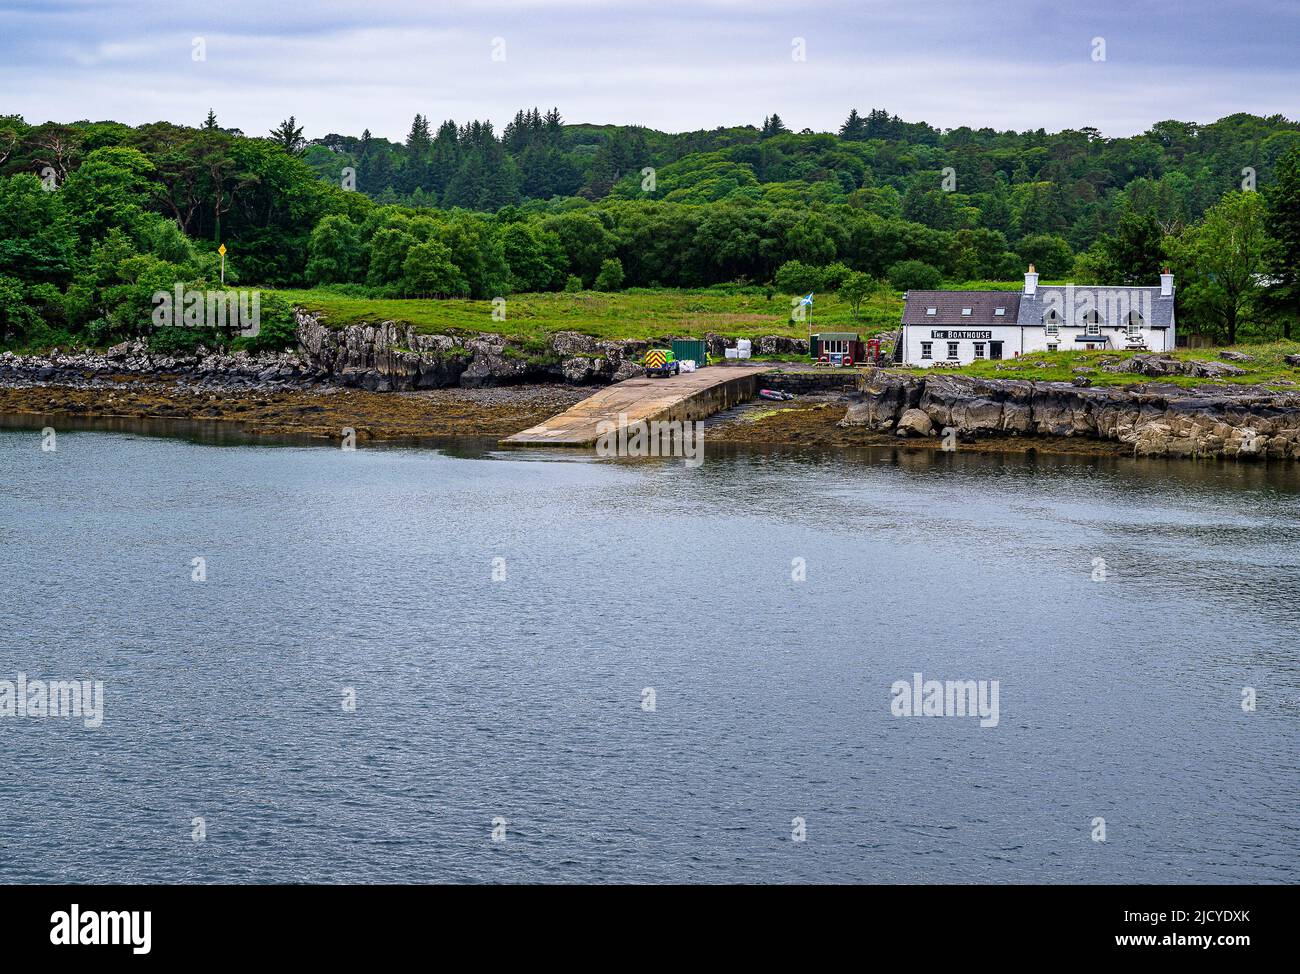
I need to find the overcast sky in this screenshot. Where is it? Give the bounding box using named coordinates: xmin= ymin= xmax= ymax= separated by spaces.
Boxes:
xmin=1 ymin=0 xmax=1297 ymax=141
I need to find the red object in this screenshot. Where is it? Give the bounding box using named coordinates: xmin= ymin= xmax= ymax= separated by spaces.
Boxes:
xmin=842 ymin=356 xmax=853 ymax=367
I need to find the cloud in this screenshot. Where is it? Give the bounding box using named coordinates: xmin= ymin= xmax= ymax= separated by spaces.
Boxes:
xmin=1 ymin=0 xmax=1296 ymax=137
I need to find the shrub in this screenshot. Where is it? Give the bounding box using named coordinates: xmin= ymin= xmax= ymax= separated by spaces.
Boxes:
xmin=887 ymin=259 xmax=942 ymax=291
xmin=233 ymin=292 xmax=298 ymax=353
xmin=818 ymin=261 xmax=852 ymax=291
xmin=149 ymin=327 xmax=210 ymax=354
xmin=773 ymin=259 xmax=822 ymax=295
xmin=594 ymin=257 xmax=625 ymax=291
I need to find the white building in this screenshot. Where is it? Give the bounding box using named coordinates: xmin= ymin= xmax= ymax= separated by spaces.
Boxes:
xmin=899 ymin=267 xmax=1176 ymax=367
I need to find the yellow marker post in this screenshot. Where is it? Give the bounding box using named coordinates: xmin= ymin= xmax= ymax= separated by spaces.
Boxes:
xmin=218 ymin=243 xmax=227 ymax=286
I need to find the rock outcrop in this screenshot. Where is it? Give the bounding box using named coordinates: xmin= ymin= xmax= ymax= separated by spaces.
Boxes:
xmin=2 ymin=312 xmax=822 ymax=392
xmin=1100 ymin=353 xmax=1246 ymax=379
xmin=0 ymin=341 xmax=314 ymax=391
xmin=840 ymin=370 xmax=1300 ymax=460
xmin=287 ymin=314 xmax=789 ymax=390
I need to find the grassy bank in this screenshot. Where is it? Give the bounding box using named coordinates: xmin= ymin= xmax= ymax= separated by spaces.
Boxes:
xmin=908 ymin=342 xmax=1300 ymax=390
xmin=275 ymin=286 xmax=904 ymax=344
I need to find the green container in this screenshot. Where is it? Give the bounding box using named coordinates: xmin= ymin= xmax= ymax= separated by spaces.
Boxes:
xmin=671 ymin=339 xmax=708 ymax=368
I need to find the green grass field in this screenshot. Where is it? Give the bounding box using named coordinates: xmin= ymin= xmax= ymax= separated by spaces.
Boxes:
xmin=276 ymin=286 xmax=904 ymax=343
xmin=910 ymin=342 xmax=1300 ymax=390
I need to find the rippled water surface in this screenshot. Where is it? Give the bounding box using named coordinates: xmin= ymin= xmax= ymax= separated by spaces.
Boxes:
xmin=1 ymin=423 xmax=1297 ymax=883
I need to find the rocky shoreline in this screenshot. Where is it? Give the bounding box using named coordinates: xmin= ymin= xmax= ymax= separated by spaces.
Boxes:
xmin=841 ymin=369 xmax=1300 ymax=460
xmin=4 ymin=313 xmax=1300 ymax=460
xmin=0 ymin=311 xmax=811 ymax=393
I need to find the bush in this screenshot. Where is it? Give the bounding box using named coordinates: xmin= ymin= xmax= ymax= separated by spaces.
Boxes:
xmin=774 ymin=259 xmax=855 ymax=295
xmin=233 ymin=292 xmax=298 ymax=353
xmin=149 ymin=326 xmax=211 ymax=354
xmin=594 ymin=257 xmax=625 ymax=291
xmin=887 ymin=259 xmax=942 ymax=291
xmin=773 ymin=259 xmax=822 ymax=295
xmin=563 ymin=274 xmax=584 ymax=292
xmin=817 ymin=261 xmax=852 ymax=291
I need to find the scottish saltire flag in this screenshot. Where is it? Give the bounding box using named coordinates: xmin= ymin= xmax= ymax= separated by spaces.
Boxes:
xmin=801 ymin=293 xmax=814 ymax=306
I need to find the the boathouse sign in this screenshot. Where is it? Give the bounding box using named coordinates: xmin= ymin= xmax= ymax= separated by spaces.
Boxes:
xmin=930 ymin=329 xmax=993 ymax=339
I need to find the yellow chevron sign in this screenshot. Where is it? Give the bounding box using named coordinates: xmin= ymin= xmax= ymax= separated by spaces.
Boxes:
xmin=645 ymin=350 xmax=666 ymax=369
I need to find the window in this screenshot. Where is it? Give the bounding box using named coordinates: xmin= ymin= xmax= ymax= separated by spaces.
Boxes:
xmin=994 ymin=307 xmax=1006 ymax=316
xmin=925 ymin=307 xmax=937 ymax=316
xmin=961 ymin=308 xmax=972 ymax=317
xmin=823 ymin=339 xmax=848 ymax=355
xmin=1086 ymin=319 xmax=1100 ymax=336
xmin=947 ymin=342 xmax=959 ymax=360
xmin=974 ymin=343 xmax=986 ymax=359
xmin=1127 ymin=310 xmax=1143 ymax=334
xmin=1047 ymin=344 xmax=1058 ymax=352
xmin=920 ymin=342 xmax=932 ymax=360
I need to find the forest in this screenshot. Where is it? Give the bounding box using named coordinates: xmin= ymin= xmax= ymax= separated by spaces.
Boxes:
xmin=1 ymin=106 xmax=1298 ymax=351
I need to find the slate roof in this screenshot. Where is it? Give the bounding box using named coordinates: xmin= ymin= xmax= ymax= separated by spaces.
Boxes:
xmin=901 ymin=291 xmax=1021 ymax=325
xmin=1016 ymin=286 xmax=1174 ymax=328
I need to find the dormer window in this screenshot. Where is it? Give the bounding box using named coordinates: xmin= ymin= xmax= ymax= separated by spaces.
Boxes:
xmin=1126 ymin=310 xmax=1144 ymax=334
xmin=961 ymin=308 xmax=972 ymax=316
xmin=926 ymin=307 xmax=937 ymax=316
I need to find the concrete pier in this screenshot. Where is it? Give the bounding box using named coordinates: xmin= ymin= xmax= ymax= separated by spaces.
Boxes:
xmin=502 ymin=366 xmax=773 ymax=447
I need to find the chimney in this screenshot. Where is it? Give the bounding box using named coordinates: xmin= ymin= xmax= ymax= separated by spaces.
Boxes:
xmin=1160 ymin=266 xmax=1174 ymax=297
xmin=1024 ymin=264 xmax=1038 ymax=296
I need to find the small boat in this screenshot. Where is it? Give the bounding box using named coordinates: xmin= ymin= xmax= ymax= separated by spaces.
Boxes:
xmin=758 ymin=389 xmax=794 ymax=401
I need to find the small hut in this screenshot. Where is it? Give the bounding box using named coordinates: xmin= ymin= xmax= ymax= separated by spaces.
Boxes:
xmin=810 ymin=332 xmax=865 ymax=365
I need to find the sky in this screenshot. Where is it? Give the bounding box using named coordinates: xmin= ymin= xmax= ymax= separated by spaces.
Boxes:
xmin=1 ymin=0 xmax=1297 ymax=141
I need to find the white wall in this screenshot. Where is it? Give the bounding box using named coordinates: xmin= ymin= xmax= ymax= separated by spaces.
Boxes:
xmin=1021 ymin=327 xmax=1173 ymax=355
xmin=902 ymin=324 xmax=1174 ymax=366
xmin=902 ymin=325 xmax=1024 ymax=367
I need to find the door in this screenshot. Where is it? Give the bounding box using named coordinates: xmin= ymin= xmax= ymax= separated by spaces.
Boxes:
xmin=990 ymin=341 xmax=1003 ymax=360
